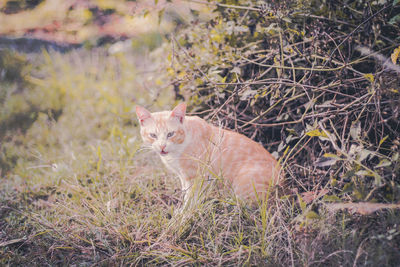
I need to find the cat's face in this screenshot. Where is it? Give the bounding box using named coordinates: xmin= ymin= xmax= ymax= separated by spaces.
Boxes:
xmin=136 ymin=103 xmax=187 ymax=156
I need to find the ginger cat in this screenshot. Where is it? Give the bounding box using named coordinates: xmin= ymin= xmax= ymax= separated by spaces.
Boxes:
xmin=136 ymin=103 xmax=283 ymax=201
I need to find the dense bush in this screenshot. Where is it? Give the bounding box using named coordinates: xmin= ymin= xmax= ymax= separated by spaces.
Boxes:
xmin=166 ymin=0 xmax=400 ymax=204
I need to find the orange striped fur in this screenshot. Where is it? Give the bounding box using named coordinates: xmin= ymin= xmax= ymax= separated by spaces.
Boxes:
xmin=136 ymin=103 xmax=283 ymax=201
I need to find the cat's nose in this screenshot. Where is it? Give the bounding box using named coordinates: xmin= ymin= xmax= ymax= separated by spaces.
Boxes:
xmin=160 ymin=144 xmax=166 ymax=151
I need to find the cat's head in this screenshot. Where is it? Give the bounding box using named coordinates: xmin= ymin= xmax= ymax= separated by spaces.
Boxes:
xmin=135 ymin=103 xmax=187 ymax=156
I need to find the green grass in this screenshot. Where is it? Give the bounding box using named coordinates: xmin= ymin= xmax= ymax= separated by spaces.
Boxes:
xmin=1 ymin=47 xmax=400 ymax=266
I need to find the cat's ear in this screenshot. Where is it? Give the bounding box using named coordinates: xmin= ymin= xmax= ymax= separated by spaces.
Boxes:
xmin=171 ymin=103 xmax=186 ymax=124
xmin=136 ymin=106 xmax=152 ymax=126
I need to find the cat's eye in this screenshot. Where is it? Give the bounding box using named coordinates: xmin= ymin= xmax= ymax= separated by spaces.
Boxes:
xmin=167 ymin=131 xmax=175 ymax=138
xmin=149 ymin=133 xmax=157 ymax=139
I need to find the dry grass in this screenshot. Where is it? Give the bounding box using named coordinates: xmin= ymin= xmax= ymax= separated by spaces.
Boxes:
xmin=0 ymin=45 xmax=399 ymax=266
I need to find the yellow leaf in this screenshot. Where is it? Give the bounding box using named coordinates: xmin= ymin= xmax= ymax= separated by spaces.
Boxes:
xmin=379 ymin=135 xmax=388 ymax=146
xmin=210 ymin=29 xmax=223 ymax=43
xmin=166 ymin=67 xmax=175 ymax=76
xmin=155 ymin=79 xmax=162 ymax=86
xmin=195 ymin=78 xmax=203 ymax=85
xmin=391 ymin=46 xmax=400 ymax=64
xmin=283 ymin=145 xmax=290 ymax=156
xmin=363 ymin=73 xmax=374 ymax=82
xmin=306 ymin=129 xmax=328 ymax=137
xmin=177 ymin=71 xmax=186 ymax=79
xmin=323 ymin=153 xmax=340 ymax=159
xmin=82 ymin=9 xmax=92 ymax=20
xmin=96 ymin=0 xmax=116 ymax=10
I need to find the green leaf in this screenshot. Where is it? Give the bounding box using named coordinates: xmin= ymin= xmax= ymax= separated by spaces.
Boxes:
xmin=323 ymin=153 xmax=341 ymax=159
xmin=298 ymin=194 xmax=306 ymax=212
xmin=389 ymin=14 xmax=400 ymax=24
xmin=356 ymin=170 xmax=375 ymax=176
xmin=322 ymin=195 xmax=341 ymax=202
xmin=315 ymin=158 xmax=337 ymax=167
xmin=343 ymin=182 xmax=354 ymax=193
xmin=158 ymin=8 xmax=165 ymax=25
xmin=374 ymin=173 xmax=382 ymax=186
xmin=305 ymin=211 xmax=320 ymax=220
xmin=375 ymin=159 xmax=391 ymax=168
xmin=359 ymin=149 xmax=373 ymax=162
xmin=285 ymin=128 xmax=297 ymax=135
xmin=353 ymin=189 xmax=363 ymax=200
xmin=317 ymin=152 xmax=343 ymax=167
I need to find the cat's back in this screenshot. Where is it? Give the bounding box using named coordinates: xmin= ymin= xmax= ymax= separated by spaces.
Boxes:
xmin=185 ymin=115 xmax=278 ymax=164
xmin=217 ymin=128 xmax=282 ymax=197
xmin=185 ymin=116 xmax=274 ymax=159
xmin=184 ymin=115 xmax=212 ymax=140
xmin=183 ymin=115 xmax=282 ymax=198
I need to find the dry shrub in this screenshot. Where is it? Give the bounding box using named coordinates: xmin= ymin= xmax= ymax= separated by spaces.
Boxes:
xmin=166 ymin=0 xmax=400 ymax=204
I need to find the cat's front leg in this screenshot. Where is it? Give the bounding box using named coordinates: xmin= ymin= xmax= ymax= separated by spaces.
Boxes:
xmin=179 ymin=176 xmax=193 ymax=208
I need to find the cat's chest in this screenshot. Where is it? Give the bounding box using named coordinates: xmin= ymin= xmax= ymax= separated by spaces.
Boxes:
xmin=160 ymin=154 xmax=179 ymax=168
xmin=160 ymin=154 xmax=185 ymax=176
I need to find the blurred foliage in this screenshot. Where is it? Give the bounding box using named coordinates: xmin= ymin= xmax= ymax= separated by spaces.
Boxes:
xmin=0 ymin=44 xmax=178 ymax=265
xmin=0 ymin=0 xmax=44 ymax=14
xmin=165 ymin=0 xmax=400 ymax=204
xmin=0 ymin=0 xmax=176 ymax=45
xmin=0 ymin=43 xmax=173 ymax=175
xmin=0 ymin=49 xmax=47 ymax=174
